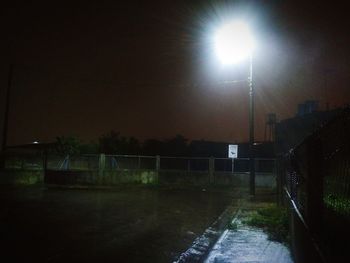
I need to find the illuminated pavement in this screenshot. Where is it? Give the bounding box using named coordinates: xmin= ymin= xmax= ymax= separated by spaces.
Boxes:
xmin=177 ymin=217 xmax=293 ymax=263
xmin=177 ymin=196 xmax=293 ymax=263
xmin=205 ymin=219 xmax=293 ymax=263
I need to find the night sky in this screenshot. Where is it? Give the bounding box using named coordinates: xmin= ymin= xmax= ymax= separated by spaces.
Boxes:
xmin=1 ymin=0 xmax=350 ymax=146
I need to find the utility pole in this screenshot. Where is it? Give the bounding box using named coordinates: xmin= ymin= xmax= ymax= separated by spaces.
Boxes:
xmin=249 ymin=54 xmax=255 ymax=196
xmin=2 ymin=64 xmax=13 ymax=151
xmin=324 ymin=69 xmax=330 ymax=111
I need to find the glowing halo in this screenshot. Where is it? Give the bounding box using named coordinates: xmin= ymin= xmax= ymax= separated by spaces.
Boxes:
xmin=214 ymin=21 xmax=255 ymax=65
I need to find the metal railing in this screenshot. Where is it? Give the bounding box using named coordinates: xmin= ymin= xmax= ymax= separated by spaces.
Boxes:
xmin=2 ymin=153 xmax=276 ymax=174
xmin=3 ymin=155 xmax=43 ymax=170
xmin=159 ymin=156 xmax=209 ymax=172
xmin=46 ymin=154 xmax=276 ymax=174
xmin=277 ymin=109 xmax=350 ymax=262
xmin=104 ymin=155 xmax=157 ymax=170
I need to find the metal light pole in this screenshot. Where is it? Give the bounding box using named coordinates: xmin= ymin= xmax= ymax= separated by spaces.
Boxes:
xmin=213 ymin=20 xmax=256 ymax=195
xmin=248 ymin=53 xmax=255 ymax=196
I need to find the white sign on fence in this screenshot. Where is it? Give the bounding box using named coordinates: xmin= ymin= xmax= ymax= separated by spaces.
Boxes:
xmin=228 ymin=144 xmax=238 ymax=158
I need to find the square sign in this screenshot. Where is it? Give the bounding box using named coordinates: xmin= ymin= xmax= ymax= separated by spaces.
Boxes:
xmin=228 ymin=144 xmax=238 ymax=158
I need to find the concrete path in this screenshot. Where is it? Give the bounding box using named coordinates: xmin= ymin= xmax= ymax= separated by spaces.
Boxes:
xmin=205 ymin=219 xmax=293 ymax=263
xmin=176 ymin=190 xmax=294 ymax=263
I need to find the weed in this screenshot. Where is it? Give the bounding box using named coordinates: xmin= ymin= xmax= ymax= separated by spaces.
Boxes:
xmin=228 ymin=220 xmax=238 ymax=230
xmin=244 ymin=205 xmax=289 ymax=243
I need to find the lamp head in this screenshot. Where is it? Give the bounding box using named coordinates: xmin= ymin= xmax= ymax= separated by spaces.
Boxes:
xmin=214 ymin=21 xmax=255 ymax=65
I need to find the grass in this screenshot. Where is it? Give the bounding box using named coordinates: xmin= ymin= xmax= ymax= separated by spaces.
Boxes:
xmin=243 ymin=204 xmax=289 ymax=243
xmin=324 ymin=194 xmax=350 ymax=216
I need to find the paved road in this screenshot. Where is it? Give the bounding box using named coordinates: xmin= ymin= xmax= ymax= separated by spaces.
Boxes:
xmin=0 ymin=186 xmax=234 ymax=263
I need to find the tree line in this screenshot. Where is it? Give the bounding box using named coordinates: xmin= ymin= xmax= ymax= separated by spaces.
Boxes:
xmin=54 ymin=131 xmax=193 ymax=157
xmin=53 ymin=132 xmax=273 ymax=158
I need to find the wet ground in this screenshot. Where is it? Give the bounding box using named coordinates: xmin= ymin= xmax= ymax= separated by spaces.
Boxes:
xmin=0 ymin=186 xmax=235 ymax=262
xmin=205 ymin=220 xmax=293 ymax=263
xmin=176 ymin=192 xmax=293 ymax=263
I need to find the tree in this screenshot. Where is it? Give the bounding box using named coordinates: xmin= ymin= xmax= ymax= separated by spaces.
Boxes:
xmin=128 ymin=137 xmax=141 ymax=155
xmin=99 ymin=131 xmax=120 ymax=154
xmin=79 ymin=141 xmax=99 ymax=154
xmin=98 ymin=131 xmax=141 ymax=154
xmin=164 ymin=134 xmax=189 ymax=156
xmin=142 ymin=139 xmax=164 ymax=156
xmin=54 ymin=136 xmax=81 ymax=156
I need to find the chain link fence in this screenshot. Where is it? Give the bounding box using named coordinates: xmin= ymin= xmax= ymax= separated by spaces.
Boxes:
xmin=278 ymin=109 xmax=350 ymax=262
xmin=44 ymin=154 xmax=275 ymax=173
xmin=2 ymin=152 xmax=276 ymax=174
xmin=3 ymin=153 xmax=43 ymax=170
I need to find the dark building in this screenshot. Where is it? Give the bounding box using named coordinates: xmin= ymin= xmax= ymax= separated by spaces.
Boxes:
xmin=296 ymin=100 xmax=319 ymax=116
xmin=275 ymin=101 xmax=343 ymax=154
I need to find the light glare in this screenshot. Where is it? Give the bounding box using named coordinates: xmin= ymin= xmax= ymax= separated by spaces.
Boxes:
xmin=214 ymin=21 xmax=254 ymax=65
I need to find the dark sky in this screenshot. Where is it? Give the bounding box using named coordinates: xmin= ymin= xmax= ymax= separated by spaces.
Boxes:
xmin=1 ymin=0 xmax=350 ymax=146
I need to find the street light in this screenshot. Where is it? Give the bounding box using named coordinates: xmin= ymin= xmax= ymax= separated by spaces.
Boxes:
xmin=214 ymin=20 xmax=256 ymax=195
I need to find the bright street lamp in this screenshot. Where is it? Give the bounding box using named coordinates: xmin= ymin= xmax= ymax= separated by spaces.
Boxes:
xmin=214 ymin=20 xmax=256 ymax=195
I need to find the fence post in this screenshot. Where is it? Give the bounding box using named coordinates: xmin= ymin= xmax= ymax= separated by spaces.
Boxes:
xmin=276 ymin=156 xmax=284 ymax=206
xmin=65 ymin=155 xmax=70 ymax=170
xmin=43 ymin=150 xmax=48 ymax=183
xmin=0 ymin=152 xmax=5 ymax=169
xmin=99 ymin=153 xmax=106 ymax=181
xmin=305 ymin=138 xmax=324 ymax=237
xmin=155 ymin=155 xmax=160 ymax=185
xmin=43 ymin=150 xmax=47 ymax=171
xmin=209 ymin=157 xmax=214 ymax=184
xmin=156 ymin=155 xmax=160 ymax=171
